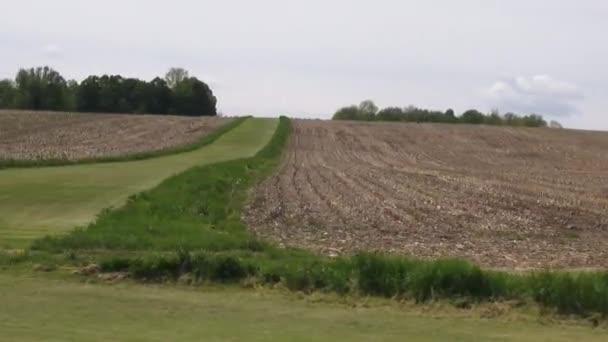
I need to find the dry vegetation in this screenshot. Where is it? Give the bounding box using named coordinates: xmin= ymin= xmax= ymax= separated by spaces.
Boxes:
xmin=0 ymin=110 xmax=231 ymax=160
xmin=245 ymin=120 xmax=608 ymax=269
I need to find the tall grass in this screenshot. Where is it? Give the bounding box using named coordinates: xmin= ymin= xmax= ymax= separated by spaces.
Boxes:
xmin=99 ymin=250 xmax=608 ymax=317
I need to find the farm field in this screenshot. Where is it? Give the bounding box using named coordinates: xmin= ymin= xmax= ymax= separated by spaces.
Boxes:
xmin=0 ymin=110 xmax=231 ymax=161
xmin=0 ymin=115 xmax=607 ymax=338
xmin=0 ymin=117 xmax=278 ymax=248
xmin=0 ymin=273 xmax=604 ymax=342
xmin=245 ymin=120 xmax=608 ymax=269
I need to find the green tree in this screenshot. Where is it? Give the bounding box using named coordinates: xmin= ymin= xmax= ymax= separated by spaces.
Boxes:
xmin=165 ymin=67 xmax=189 ymax=89
xmin=171 ymin=77 xmax=217 ymax=116
xmin=0 ymin=79 xmax=16 ymax=108
xmin=64 ymin=80 xmax=79 ymax=111
xmin=376 ymin=107 xmax=404 ymax=121
xmin=444 ymin=108 xmax=456 ymax=122
xmin=332 ymin=105 xmax=360 ymax=120
xmin=76 ymin=76 xmax=102 ymax=112
xmin=15 ymin=66 xmax=68 ymax=110
xmin=358 ymin=100 xmax=378 ymax=120
xmin=521 ymin=114 xmax=547 ymax=127
xmin=460 ymin=109 xmax=485 ymax=124
xmin=484 ymin=109 xmax=503 ymax=125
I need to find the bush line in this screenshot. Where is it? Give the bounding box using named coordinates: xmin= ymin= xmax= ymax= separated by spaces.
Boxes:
xmin=0 ymin=116 xmax=248 ymax=169
xmin=99 ymin=251 xmax=608 ymax=317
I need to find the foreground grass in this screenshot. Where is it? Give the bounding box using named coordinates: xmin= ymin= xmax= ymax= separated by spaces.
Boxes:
xmin=0 ymin=273 xmax=605 ymax=342
xmin=0 ymin=118 xmax=278 ymax=248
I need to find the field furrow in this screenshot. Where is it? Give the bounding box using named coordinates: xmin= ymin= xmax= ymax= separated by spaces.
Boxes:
xmin=245 ymin=119 xmax=608 ymax=269
xmin=0 ymin=110 xmax=231 ymax=161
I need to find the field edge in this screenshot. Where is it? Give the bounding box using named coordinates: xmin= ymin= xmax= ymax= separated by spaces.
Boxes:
xmin=0 ymin=115 xmax=248 ymax=169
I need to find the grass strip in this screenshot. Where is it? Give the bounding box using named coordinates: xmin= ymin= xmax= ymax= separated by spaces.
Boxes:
xmin=0 ymin=116 xmax=248 ymax=169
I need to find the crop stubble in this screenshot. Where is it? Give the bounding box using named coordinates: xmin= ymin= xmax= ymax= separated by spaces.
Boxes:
xmin=0 ymin=110 xmax=231 ymax=160
xmin=245 ymin=120 xmax=608 ymax=269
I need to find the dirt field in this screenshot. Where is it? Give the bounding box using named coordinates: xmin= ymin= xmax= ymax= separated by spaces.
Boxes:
xmin=245 ymin=120 xmax=608 ymax=269
xmin=0 ymin=110 xmax=231 ymax=160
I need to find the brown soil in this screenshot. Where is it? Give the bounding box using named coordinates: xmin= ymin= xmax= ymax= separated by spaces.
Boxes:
xmin=0 ymin=110 xmax=231 ymax=161
xmin=244 ymin=119 xmax=608 ymax=269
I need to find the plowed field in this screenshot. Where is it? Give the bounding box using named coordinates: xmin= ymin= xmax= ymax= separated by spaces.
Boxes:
xmin=245 ymin=120 xmax=608 ymax=269
xmin=0 ymin=110 xmax=230 ymax=161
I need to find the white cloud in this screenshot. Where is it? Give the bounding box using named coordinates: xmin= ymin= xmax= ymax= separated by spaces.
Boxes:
xmin=484 ymin=75 xmax=584 ymax=117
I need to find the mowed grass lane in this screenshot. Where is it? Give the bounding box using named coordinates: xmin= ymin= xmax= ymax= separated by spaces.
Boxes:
xmin=0 ymin=274 xmax=604 ymax=342
xmin=0 ymin=118 xmax=278 ymax=248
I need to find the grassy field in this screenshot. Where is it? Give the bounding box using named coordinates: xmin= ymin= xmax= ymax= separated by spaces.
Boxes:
xmin=0 ymin=118 xmax=278 ymax=248
xmin=0 ymin=273 xmax=604 ymax=342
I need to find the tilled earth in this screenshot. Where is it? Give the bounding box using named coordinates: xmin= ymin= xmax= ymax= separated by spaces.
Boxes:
xmin=244 ymin=120 xmax=608 ymax=269
xmin=0 ymin=110 xmax=231 ymax=160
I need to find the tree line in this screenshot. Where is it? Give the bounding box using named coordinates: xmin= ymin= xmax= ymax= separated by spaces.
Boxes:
xmin=0 ymin=66 xmax=217 ymax=116
xmin=333 ymin=100 xmax=556 ymax=127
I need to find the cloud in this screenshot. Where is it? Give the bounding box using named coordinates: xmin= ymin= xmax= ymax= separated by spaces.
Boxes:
xmin=43 ymin=44 xmax=62 ymax=58
xmin=484 ymin=75 xmax=584 ymax=117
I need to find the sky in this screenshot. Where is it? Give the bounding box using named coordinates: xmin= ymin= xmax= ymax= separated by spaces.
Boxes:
xmin=1 ymin=0 xmax=607 ymax=129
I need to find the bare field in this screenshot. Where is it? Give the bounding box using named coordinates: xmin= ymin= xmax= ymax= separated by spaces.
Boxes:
xmin=245 ymin=120 xmax=608 ymax=269
xmin=0 ymin=110 xmax=231 ymax=161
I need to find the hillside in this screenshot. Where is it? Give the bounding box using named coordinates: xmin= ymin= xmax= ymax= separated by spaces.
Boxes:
xmin=245 ymin=119 xmax=608 ymax=269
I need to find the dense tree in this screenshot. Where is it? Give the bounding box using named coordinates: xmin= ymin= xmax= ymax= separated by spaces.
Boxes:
xmin=331 ymin=101 xmax=379 ymax=121
xmin=460 ymin=109 xmax=485 ymax=124
xmin=333 ymin=101 xmax=549 ymax=127
xmin=0 ymin=66 xmax=217 ymax=116
xmin=332 ymin=105 xmax=360 ymax=120
xmin=165 ymin=67 xmax=189 ymax=89
xmin=376 ymin=107 xmax=404 ymax=121
xmin=15 ymin=66 xmax=68 ymax=110
xmin=142 ymin=77 xmax=172 ymax=114
xmin=171 ymin=77 xmax=217 ymax=116
xmin=76 ymin=76 xmax=101 ymax=112
xmin=484 ymin=109 xmax=503 ymax=125
xmin=64 ymin=80 xmax=78 ymax=111
xmin=358 ymin=100 xmax=378 ymax=120
xmin=0 ymin=79 xmax=16 ymax=108
xmin=520 ymin=114 xmax=547 ymax=127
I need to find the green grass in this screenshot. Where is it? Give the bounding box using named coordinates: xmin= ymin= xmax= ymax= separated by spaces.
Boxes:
xmin=0 ymin=118 xmax=278 ymax=248
xmin=31 ymin=117 xmax=288 ymax=252
xmin=0 ymin=273 xmax=605 ymax=342
xmin=0 ymin=117 xmax=247 ymax=169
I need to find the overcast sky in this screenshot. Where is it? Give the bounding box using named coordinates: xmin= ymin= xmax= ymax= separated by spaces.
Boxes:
xmin=2 ymin=0 xmax=607 ymax=129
